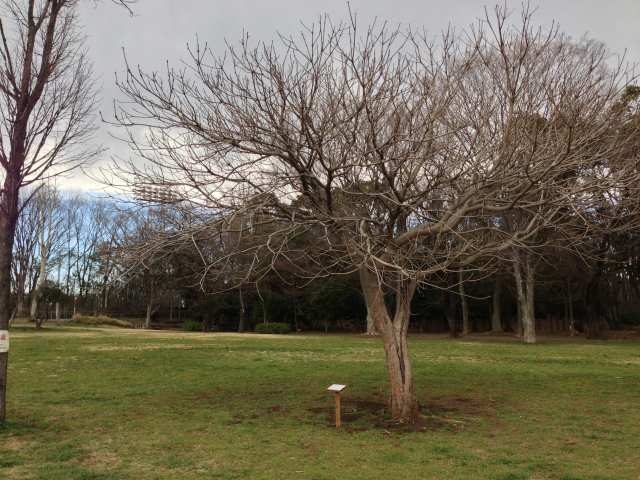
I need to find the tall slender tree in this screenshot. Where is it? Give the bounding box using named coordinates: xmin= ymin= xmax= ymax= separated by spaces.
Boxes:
xmin=0 ymin=0 xmax=135 ymax=423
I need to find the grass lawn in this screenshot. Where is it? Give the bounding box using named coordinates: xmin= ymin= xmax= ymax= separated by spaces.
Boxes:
xmin=1 ymin=326 xmax=639 ymax=480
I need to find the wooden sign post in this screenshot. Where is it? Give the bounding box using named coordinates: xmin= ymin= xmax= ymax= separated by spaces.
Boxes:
xmin=327 ymin=384 xmax=347 ymax=429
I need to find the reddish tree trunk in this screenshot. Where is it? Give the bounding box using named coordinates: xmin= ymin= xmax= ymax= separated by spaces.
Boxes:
xmin=0 ymin=180 xmax=20 ymax=423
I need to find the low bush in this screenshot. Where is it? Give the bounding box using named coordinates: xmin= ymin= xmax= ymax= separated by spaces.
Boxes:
xmin=254 ymin=322 xmax=291 ymax=334
xmin=70 ymin=314 xmax=133 ymax=328
xmin=182 ymin=320 xmax=203 ymax=331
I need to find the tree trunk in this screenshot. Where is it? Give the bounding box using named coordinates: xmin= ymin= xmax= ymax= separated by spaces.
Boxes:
xmin=259 ymin=291 xmax=267 ymax=324
xmin=514 ymin=293 xmax=522 ymax=336
xmin=30 ymin=295 xmax=38 ymax=323
xmin=14 ymin=272 xmax=27 ymax=318
xmin=513 ymin=252 xmax=536 ymax=344
xmin=101 ymin=282 xmax=110 ymax=313
xmin=365 ymin=311 xmax=376 ymax=335
xmin=0 ymin=183 xmax=19 ymax=423
xmin=359 ymin=269 xmax=378 ymax=335
xmin=0 ymin=225 xmax=10 ymax=422
xmin=491 ymin=278 xmax=503 ymax=332
xmin=15 ymin=295 xmax=26 ymax=319
xmin=145 ymin=301 xmax=154 ymax=329
xmin=360 ymin=267 xmax=419 ymax=423
xmin=55 ymin=302 xmax=61 ymax=321
xmin=567 ymin=280 xmax=576 ymax=336
xmin=584 ymin=270 xmax=609 ymax=340
xmin=237 ymin=286 xmax=246 ymax=333
xmin=31 ymin=294 xmax=42 ymax=327
xmin=459 ymin=271 xmax=470 ymax=336
xmin=30 ymin=235 xmax=48 ymax=323
xmin=523 ymin=258 xmax=536 ymax=343
xmin=443 ymin=291 xmax=458 ymax=338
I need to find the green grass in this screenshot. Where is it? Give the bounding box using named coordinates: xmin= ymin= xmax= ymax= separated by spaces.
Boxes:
xmin=1 ymin=326 xmax=640 ymax=479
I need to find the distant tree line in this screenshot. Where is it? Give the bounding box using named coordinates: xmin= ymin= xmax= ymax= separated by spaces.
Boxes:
xmin=12 ymin=188 xmax=640 ymax=338
xmin=12 ymin=184 xmax=640 ymax=340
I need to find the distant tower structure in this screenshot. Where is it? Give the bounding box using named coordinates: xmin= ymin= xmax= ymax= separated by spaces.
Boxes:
xmin=133 ymin=185 xmax=180 ymax=205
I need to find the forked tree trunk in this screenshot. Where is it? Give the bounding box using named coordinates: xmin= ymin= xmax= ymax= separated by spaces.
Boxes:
xmin=459 ymin=271 xmax=470 ymax=336
xmin=360 ymin=267 xmax=419 ymax=423
xmin=513 ymin=253 xmax=536 ymax=344
xmin=491 ymin=278 xmax=503 ymax=333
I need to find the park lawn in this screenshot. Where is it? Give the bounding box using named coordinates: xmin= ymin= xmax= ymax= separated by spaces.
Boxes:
xmin=1 ymin=326 xmax=639 ymax=480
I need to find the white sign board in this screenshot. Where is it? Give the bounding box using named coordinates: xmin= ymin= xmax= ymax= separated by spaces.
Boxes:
xmin=0 ymin=331 xmax=8 ymax=353
xmin=327 ymin=384 xmax=347 ymax=392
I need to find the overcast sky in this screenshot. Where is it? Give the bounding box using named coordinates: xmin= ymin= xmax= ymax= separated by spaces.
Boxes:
xmin=68 ymin=0 xmax=640 ymax=191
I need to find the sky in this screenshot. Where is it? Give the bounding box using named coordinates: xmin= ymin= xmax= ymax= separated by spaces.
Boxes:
xmin=68 ymin=0 xmax=640 ymax=192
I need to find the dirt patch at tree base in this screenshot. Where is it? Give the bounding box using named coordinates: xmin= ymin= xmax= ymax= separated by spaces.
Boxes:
xmin=307 ymin=395 xmax=497 ymax=434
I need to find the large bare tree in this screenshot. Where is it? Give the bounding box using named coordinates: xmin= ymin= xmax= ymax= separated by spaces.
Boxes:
xmin=0 ymin=0 xmax=135 ymax=423
xmin=108 ymin=8 xmax=639 ymax=423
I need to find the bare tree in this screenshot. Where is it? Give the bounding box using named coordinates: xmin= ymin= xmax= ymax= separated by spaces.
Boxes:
xmin=95 ymin=210 xmax=129 ymax=314
xmin=11 ymin=192 xmax=41 ymax=319
xmin=452 ymin=6 xmax=640 ymax=343
xmin=0 ymin=0 xmax=129 ymax=422
xmin=108 ymin=8 xmax=639 ymax=423
xmin=28 ymin=186 xmax=65 ymax=327
xmin=72 ymin=199 xmax=112 ymax=299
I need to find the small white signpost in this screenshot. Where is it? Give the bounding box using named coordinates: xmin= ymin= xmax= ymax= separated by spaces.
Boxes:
xmin=0 ymin=330 xmax=9 ymax=353
xmin=327 ymin=384 xmax=347 ymax=429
